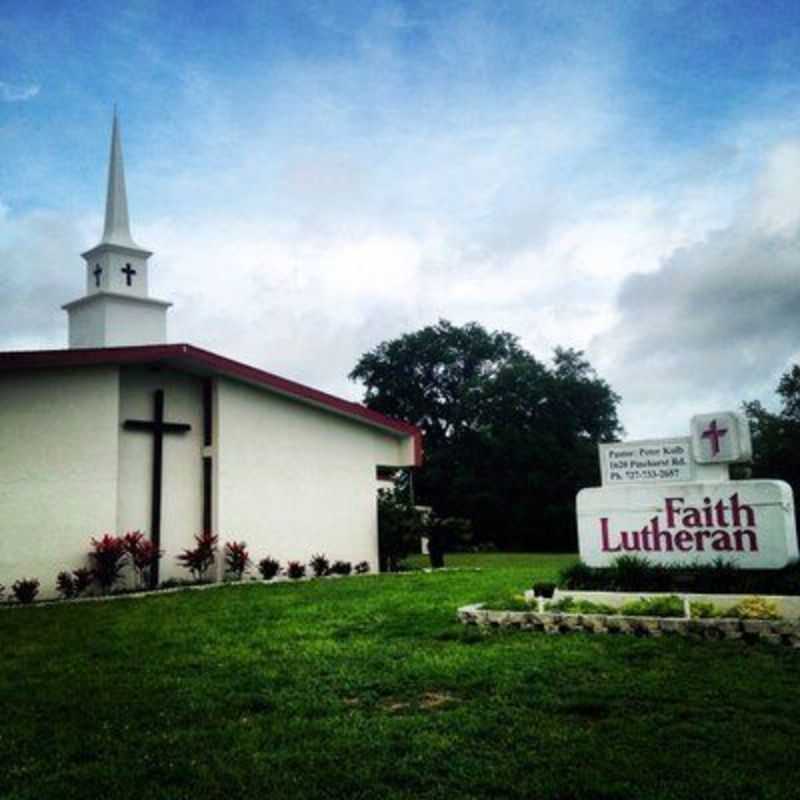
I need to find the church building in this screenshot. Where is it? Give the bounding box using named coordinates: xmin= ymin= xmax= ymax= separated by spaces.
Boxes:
xmin=0 ymin=114 xmax=421 ymax=597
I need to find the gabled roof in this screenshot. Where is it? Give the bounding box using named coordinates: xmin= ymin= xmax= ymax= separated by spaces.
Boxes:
xmin=0 ymin=343 xmax=422 ymax=465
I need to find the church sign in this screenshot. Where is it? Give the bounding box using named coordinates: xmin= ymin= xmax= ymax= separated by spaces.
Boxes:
xmin=578 ymin=412 xmax=798 ymax=568
xmin=599 ymin=437 xmax=693 ymax=485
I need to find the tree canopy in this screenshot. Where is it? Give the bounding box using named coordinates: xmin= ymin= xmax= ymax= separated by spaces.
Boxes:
xmin=745 ymin=364 xmax=800 ymax=527
xmin=350 ymin=320 xmax=623 ymax=551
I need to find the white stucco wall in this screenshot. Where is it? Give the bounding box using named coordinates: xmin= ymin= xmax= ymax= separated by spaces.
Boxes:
xmin=117 ymin=366 xmax=205 ymax=582
xmin=66 ymin=294 xmax=168 ymax=348
xmin=0 ymin=363 xmax=416 ymax=595
xmin=0 ymin=367 xmax=120 ymax=596
xmin=216 ymin=379 xmax=413 ymax=571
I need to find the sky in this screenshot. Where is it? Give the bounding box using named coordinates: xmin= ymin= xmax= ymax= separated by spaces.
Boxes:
xmin=3 ymin=0 xmax=800 ymax=438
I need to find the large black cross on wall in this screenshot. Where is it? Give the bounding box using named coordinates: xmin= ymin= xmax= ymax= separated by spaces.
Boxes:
xmin=123 ymin=390 xmax=191 ymax=588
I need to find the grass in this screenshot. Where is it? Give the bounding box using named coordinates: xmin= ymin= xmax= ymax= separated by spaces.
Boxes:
xmin=2 ymin=552 xmax=800 ymax=800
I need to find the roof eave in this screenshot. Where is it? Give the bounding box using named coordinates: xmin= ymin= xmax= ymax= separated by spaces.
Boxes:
xmin=0 ymin=343 xmax=423 ymax=465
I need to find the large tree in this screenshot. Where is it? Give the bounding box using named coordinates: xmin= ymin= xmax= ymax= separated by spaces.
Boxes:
xmin=350 ymin=320 xmax=622 ymax=551
xmin=744 ymin=365 xmax=800 ymax=528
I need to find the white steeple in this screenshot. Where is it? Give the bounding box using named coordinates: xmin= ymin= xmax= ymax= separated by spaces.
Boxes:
xmin=100 ymin=109 xmax=138 ymax=249
xmin=63 ymin=111 xmax=171 ymax=349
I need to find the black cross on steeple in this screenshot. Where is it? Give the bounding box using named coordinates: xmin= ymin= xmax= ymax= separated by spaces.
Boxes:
xmin=93 ymin=264 xmax=103 ymax=287
xmin=121 ymin=263 xmax=137 ymax=286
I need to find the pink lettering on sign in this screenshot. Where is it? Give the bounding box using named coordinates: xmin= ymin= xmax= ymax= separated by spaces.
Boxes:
xmin=599 ymin=493 xmax=759 ymax=555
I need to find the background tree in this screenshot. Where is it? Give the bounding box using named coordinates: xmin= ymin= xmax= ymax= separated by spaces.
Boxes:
xmin=351 ymin=320 xmax=623 ymax=551
xmin=745 ymin=364 xmax=800 ymax=529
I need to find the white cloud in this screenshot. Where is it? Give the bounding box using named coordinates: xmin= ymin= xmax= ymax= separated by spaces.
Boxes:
xmin=4 ymin=3 xmax=800 ymax=445
xmin=591 ymin=139 xmax=800 ymax=438
xmin=0 ymin=81 xmax=39 ymax=102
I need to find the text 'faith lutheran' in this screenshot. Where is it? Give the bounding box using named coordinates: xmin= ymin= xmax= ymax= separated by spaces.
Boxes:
xmin=599 ymin=493 xmax=758 ymax=555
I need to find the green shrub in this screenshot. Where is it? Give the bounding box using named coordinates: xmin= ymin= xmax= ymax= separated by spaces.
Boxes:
xmin=482 ymin=592 xmax=531 ymax=611
xmin=728 ymin=596 xmax=781 ymax=620
xmin=330 ymin=560 xmax=352 ymax=576
xmin=690 ymin=601 xmax=723 ymax=619
xmin=532 ymin=581 xmax=556 ymax=598
xmin=611 ymin=556 xmax=661 ymax=590
xmin=619 ymin=595 xmax=684 ymax=618
xmin=691 ymin=558 xmax=741 ymax=593
xmin=559 ymin=561 xmax=604 ymax=590
xmin=547 ymin=597 xmax=618 ymax=615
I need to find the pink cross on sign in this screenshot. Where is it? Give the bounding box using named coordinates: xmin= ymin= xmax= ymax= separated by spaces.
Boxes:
xmin=701 ymin=419 xmax=728 ymax=456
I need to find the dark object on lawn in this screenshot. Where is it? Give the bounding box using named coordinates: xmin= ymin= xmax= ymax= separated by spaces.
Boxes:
xmin=258 ymin=557 xmax=281 ymax=580
xmin=377 ymin=487 xmax=425 ymax=572
xmin=425 ymin=514 xmax=472 ymax=569
xmin=11 ymin=578 xmax=40 ymax=604
xmin=533 ymin=581 xmax=556 ymax=598
xmin=354 ymin=561 xmax=370 ymax=574
xmin=330 ymin=560 xmax=352 ymax=576
xmin=286 ymin=561 xmax=306 ymax=580
xmin=309 ymin=553 xmax=330 ymax=577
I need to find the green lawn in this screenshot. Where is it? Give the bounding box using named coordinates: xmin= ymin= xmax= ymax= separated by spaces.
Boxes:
xmin=2 ymin=553 xmax=799 ymax=800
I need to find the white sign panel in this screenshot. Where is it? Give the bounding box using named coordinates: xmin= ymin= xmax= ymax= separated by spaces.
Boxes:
xmin=690 ymin=410 xmax=753 ymax=464
xmin=599 ymin=438 xmax=694 ymax=485
xmin=577 ymin=480 xmax=797 ymax=568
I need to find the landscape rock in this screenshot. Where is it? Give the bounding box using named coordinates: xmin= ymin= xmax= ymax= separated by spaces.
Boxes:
xmin=459 ymin=603 xmax=800 ymax=647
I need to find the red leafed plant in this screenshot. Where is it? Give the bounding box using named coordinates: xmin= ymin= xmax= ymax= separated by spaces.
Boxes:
xmin=90 ymin=535 xmax=129 ymax=592
xmin=258 ymin=557 xmax=280 ymax=580
xmin=286 ymin=561 xmax=306 ymax=580
xmin=72 ymin=567 xmax=94 ymax=595
xmin=57 ymin=566 xmax=103 ymax=599
xmin=11 ymin=578 xmax=40 ymax=604
xmin=309 ymin=553 xmax=330 ymax=578
xmin=56 ymin=571 xmax=77 ymax=599
xmin=176 ymin=531 xmax=218 ymax=581
xmin=224 ymin=541 xmax=250 ymax=581
xmin=123 ymin=531 xmax=163 ymax=588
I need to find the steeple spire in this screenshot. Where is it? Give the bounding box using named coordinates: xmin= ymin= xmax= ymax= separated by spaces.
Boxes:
xmin=101 ymin=109 xmax=138 ymax=248
xmin=64 ymin=110 xmax=171 ymax=349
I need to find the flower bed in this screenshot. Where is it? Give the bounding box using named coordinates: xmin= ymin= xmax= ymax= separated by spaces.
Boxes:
xmin=530 ymin=589 xmax=800 ymax=619
xmin=459 ymin=588 xmax=800 ymax=647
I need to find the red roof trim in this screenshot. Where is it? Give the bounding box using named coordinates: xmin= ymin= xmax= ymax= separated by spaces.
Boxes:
xmin=0 ymin=343 xmax=423 ymax=465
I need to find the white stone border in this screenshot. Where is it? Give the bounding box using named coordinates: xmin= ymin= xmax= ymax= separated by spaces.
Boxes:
xmin=457 ymin=603 xmax=800 ymax=647
xmin=0 ymin=566 xmax=482 ymax=610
